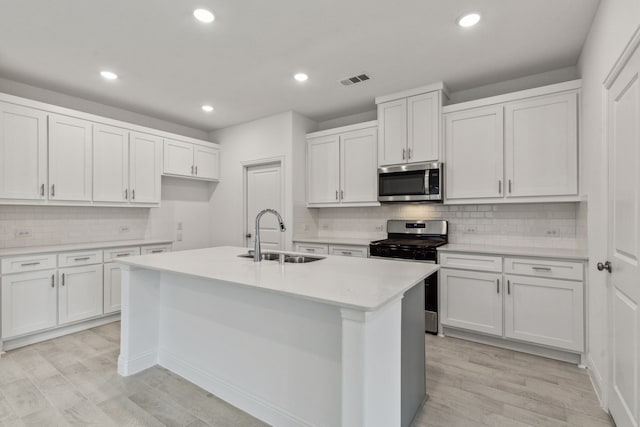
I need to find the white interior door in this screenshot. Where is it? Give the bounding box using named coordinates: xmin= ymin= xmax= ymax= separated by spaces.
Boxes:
xmin=245 ymin=162 xmax=283 ymax=250
xmin=606 ymin=42 xmax=640 ymax=427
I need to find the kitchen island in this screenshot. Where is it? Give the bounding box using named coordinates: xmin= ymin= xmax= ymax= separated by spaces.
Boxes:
xmin=115 ymin=246 xmax=438 ymax=427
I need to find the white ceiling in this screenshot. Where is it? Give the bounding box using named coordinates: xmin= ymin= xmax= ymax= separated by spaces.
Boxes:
xmin=0 ymin=0 xmax=600 ymax=131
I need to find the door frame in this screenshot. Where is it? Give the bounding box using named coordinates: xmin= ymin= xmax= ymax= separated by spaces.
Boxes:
xmin=242 ymin=156 xmax=286 ymax=249
xmin=602 ymin=24 xmax=640 ymax=421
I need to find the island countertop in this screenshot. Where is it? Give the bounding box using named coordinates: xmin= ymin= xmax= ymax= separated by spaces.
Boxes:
xmin=115 ymin=246 xmax=438 ymax=312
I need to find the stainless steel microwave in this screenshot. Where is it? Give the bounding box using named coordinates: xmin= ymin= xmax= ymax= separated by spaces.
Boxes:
xmin=378 ymin=162 xmax=443 ymax=203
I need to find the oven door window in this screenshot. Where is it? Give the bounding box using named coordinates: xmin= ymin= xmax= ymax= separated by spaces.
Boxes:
xmin=379 ymin=170 xmax=426 ymax=196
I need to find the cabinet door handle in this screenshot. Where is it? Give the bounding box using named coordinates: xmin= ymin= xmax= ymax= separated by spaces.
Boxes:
xmin=507 ymin=280 xmax=511 ymax=295
xmin=402 ymin=148 xmax=406 ymax=160
xmin=51 ymin=274 xmax=55 ymax=288
xmin=51 ymin=184 xmax=55 ymax=197
xmin=195 ymin=166 xmax=198 ymax=175
xmin=132 ymin=189 xmax=136 ymax=200
xmin=508 ymin=179 xmax=512 ymax=194
xmin=191 ymin=165 xmax=194 ymax=175
xmin=124 ymin=189 xmax=128 ymax=200
xmin=21 ymin=262 xmax=40 ymax=267
xmin=61 ymin=273 xmax=65 ymax=286
xmin=335 ymin=190 xmax=338 ymax=200
xmin=498 ymin=180 xmax=502 ymax=195
xmin=340 ymin=190 xmax=344 ymax=200
xmin=496 ymin=278 xmax=500 ymax=294
xmin=151 ymin=249 xmax=164 ymax=253
xmin=407 ymin=148 xmax=412 ymax=159
xmin=40 ymin=184 xmax=45 ymax=197
xmin=116 ymin=253 xmax=130 ymax=257
xmin=74 ymin=257 xmax=90 ymax=261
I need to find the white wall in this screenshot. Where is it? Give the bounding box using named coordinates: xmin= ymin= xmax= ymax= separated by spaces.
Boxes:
xmin=317 ymin=110 xmax=377 ymax=131
xmin=577 ymin=0 xmax=640 ymax=403
xmin=208 ymin=111 xmax=317 ymax=250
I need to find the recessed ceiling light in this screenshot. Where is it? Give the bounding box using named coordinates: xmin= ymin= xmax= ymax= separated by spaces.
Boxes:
xmin=193 ymin=8 xmax=215 ymax=23
xmin=100 ymin=70 xmax=118 ymax=80
xmin=458 ymin=12 xmax=481 ymax=28
xmin=202 ymin=105 xmax=214 ymax=112
xmin=294 ymin=73 xmax=309 ymax=82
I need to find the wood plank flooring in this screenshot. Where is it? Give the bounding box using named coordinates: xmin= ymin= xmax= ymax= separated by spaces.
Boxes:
xmin=0 ymin=322 xmax=614 ymax=426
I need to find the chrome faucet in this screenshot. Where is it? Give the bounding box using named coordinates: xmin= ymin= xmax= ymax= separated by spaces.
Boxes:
xmin=254 ymin=209 xmax=286 ymax=262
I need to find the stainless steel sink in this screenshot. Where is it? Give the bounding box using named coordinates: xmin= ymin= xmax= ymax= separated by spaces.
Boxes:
xmin=237 ymin=252 xmax=324 ymax=263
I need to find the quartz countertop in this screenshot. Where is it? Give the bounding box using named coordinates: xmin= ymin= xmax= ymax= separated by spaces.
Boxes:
xmin=116 ymin=246 xmax=438 ymax=312
xmin=293 ymin=236 xmax=379 ymax=246
xmin=0 ymin=239 xmax=173 ymax=257
xmin=437 ymin=243 xmax=588 ymax=261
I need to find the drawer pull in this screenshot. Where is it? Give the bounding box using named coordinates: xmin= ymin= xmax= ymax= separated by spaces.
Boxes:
xmin=21 ymin=262 xmax=40 ymax=267
xmin=305 ymin=248 xmax=315 ymax=253
xmin=151 ymin=250 xmax=164 ymax=253
xmin=341 ymin=251 xmax=353 ymax=256
xmin=116 ymin=253 xmax=131 ymax=257
xmin=74 ymin=257 xmax=91 ymax=261
xmin=532 ymin=266 xmax=552 ymax=272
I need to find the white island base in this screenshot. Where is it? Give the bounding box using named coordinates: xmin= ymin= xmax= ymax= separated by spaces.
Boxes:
xmin=116 ymin=247 xmax=437 ymax=427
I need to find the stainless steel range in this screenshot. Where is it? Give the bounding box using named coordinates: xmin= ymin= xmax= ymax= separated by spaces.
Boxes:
xmin=370 ymin=220 xmax=448 ymax=334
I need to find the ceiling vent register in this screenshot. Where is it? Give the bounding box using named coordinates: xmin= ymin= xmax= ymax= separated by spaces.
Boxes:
xmin=340 ymin=73 xmax=371 ymax=86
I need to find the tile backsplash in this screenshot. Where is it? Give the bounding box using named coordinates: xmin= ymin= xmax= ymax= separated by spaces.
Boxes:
xmin=300 ymin=203 xmax=582 ymax=249
xmin=0 ymin=206 xmax=151 ymax=249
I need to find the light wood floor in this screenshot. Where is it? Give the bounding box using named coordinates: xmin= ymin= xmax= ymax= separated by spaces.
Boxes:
xmin=0 ymin=322 xmax=614 ymax=426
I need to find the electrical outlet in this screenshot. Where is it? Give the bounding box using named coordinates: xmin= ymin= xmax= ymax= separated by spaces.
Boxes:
xmin=176 ymin=231 xmax=183 ymax=242
xmin=545 ymin=229 xmax=559 ymax=236
xmin=375 ymin=224 xmax=384 ymax=232
xmin=119 ymin=226 xmax=130 ymax=234
xmin=177 ymin=222 xmax=183 ymax=231
xmin=464 ymin=226 xmax=477 ymax=234
xmin=14 ymin=229 xmax=32 ymax=238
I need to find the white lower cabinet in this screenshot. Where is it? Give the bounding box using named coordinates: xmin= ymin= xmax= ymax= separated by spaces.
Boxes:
xmin=1 ymin=269 xmax=57 ymax=339
xmin=58 ymin=264 xmax=103 ymax=325
xmin=504 ymin=274 xmax=584 ymax=352
xmin=294 ymin=242 xmax=369 ymax=257
xmin=103 ymin=262 xmax=122 ymax=314
xmin=440 ymin=269 xmax=503 ymax=337
xmin=439 ymin=252 xmax=586 ymax=354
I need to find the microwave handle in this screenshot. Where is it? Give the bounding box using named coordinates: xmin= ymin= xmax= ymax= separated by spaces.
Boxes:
xmin=425 ymin=163 xmax=443 ymax=197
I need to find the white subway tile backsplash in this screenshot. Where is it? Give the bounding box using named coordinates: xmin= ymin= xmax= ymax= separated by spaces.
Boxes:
xmin=308 ymin=203 xmax=584 ymax=249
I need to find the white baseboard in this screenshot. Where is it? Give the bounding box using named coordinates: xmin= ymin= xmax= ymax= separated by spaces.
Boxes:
xmin=158 ymin=348 xmax=312 ymax=427
xmin=2 ymin=314 xmax=120 ymax=352
xmin=586 ymin=354 xmax=607 ymax=409
xmin=442 ymin=327 xmax=582 ymax=364
xmin=117 ymin=350 xmax=158 ymax=376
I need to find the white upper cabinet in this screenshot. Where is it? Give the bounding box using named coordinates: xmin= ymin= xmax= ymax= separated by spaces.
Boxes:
xmin=129 ymin=132 xmax=161 ymax=204
xmin=48 ymin=114 xmax=92 ymax=201
xmin=376 ymin=83 xmax=444 ymax=166
xmin=445 ymin=106 xmax=504 ymax=200
xmin=0 ymin=103 xmax=48 ymax=201
xmin=194 ymin=145 xmax=220 ymax=180
xmin=377 ymin=99 xmax=406 ymax=166
xmin=163 ymin=138 xmax=194 ymax=176
xmin=307 ymin=121 xmax=378 ymax=207
xmin=407 ymin=91 xmax=440 ymax=163
xmin=505 ymin=92 xmax=578 ymax=198
xmin=443 ymin=80 xmax=581 ymax=204
xmin=163 ymin=138 xmax=220 ymax=181
xmin=307 ymin=134 xmax=341 ymax=204
xmin=93 ymin=124 xmax=129 ymax=203
xmin=340 ymin=127 xmax=378 ymax=203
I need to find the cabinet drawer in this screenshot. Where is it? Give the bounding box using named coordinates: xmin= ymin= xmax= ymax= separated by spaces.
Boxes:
xmin=58 ymin=250 xmax=103 ymax=267
xmin=504 ymin=257 xmax=583 ymax=281
xmin=1 ymin=254 xmax=57 ymax=274
xmin=439 ymin=252 xmax=503 ymax=272
xmin=103 ymin=247 xmax=141 ymax=262
xmin=329 ymin=244 xmax=368 ymax=258
xmin=294 ymin=243 xmax=329 ymax=255
xmin=141 ymin=244 xmax=172 ymax=255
